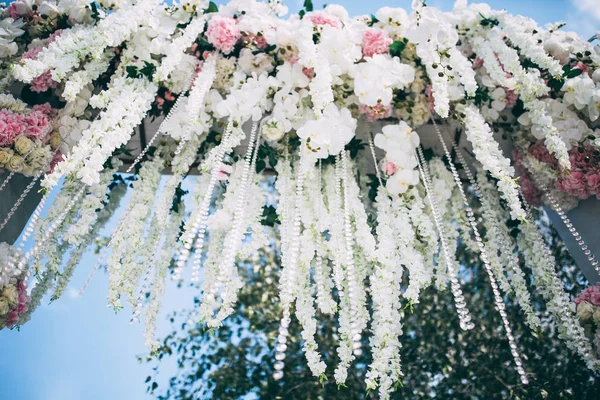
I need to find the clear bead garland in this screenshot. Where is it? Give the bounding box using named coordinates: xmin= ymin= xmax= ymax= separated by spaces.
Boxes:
xmin=14 ymin=185 xmax=87 ymax=278
xmin=535 ymin=180 xmax=600 ymax=275
xmin=0 ymin=171 xmax=44 ymax=233
xmin=414 ymin=146 xmax=475 ymax=332
xmin=423 ymin=127 xmax=529 ymax=384
xmin=174 ymin=118 xmax=234 ymax=281
xmin=202 ymin=120 xmax=261 ymax=327
xmin=273 ymin=155 xmax=306 ymax=381
xmin=432 ymin=120 xmax=541 ymax=330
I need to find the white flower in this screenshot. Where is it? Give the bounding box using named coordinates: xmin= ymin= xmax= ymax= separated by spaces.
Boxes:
xmin=262 ymin=117 xmax=287 ymax=142
xmin=562 ymin=75 xmax=595 ymax=111
xmin=238 ymin=48 xmax=275 ymax=76
xmin=387 ymin=168 xmax=419 ymax=195
xmin=353 ymin=54 xmax=414 ymax=106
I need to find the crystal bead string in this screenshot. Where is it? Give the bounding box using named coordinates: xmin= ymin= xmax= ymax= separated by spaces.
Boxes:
xmin=368 ymin=133 xmax=383 ymax=188
xmin=131 ymin=140 xmax=190 ymax=323
xmin=7 ymin=191 xmax=50 ymax=275
xmin=124 ymin=68 xmax=196 ymax=173
xmin=313 ymin=159 xmax=331 ymax=313
xmin=273 ymin=157 xmax=306 ymax=381
xmin=14 ymin=185 xmax=87 ymax=278
xmin=205 ymin=120 xmax=261 ymax=325
xmin=421 ymin=127 xmax=528 ymax=384
xmin=339 ymin=149 xmax=363 ymax=356
xmin=0 ymin=171 xmax=44 ymax=233
xmin=518 ymin=187 xmax=596 ymax=365
xmin=414 ymin=146 xmax=475 ymax=332
xmin=434 ymin=121 xmax=541 ymax=330
xmin=79 ymin=133 xmax=173 ymax=295
xmin=535 ymin=180 xmax=600 ymax=275
xmin=174 ymin=118 xmax=234 ymax=281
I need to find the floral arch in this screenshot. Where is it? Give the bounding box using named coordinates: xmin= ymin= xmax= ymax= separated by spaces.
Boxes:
xmin=1 ymin=0 xmax=600 ymax=398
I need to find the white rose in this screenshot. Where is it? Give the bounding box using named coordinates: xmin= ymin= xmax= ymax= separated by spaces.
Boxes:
xmin=262 ymin=118 xmax=286 ymax=142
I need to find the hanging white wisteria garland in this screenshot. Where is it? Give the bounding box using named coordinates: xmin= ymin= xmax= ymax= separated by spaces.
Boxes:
xmin=1 ymin=0 xmax=600 ymax=398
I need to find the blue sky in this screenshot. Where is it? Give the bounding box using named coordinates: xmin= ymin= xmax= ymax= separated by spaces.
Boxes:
xmin=0 ymin=1 xmax=598 ymax=400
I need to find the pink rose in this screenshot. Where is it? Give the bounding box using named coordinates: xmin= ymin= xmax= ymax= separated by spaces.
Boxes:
xmin=362 ymin=28 xmax=392 ymax=58
xmin=382 ymin=162 xmax=398 ymax=176
xmin=360 ymin=103 xmax=392 ymax=121
xmin=206 ymin=16 xmax=241 ymax=55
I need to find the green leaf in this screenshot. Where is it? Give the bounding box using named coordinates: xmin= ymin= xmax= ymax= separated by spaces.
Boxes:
xmin=206 ymin=1 xmax=218 ymax=13
xmin=566 ymin=68 xmax=583 ymax=79
xmin=303 ymin=0 xmax=313 ymax=12
xmin=389 ymin=40 xmax=407 ymax=58
xmin=126 ymin=66 xmax=139 ymax=79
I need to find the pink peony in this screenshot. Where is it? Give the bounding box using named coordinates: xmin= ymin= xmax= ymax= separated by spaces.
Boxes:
xmin=360 ymin=103 xmax=392 ymax=121
xmin=0 ymin=109 xmax=27 ymax=146
xmin=308 ymin=11 xmax=341 ymax=28
xmin=362 ymin=28 xmax=392 ymax=58
xmin=206 ymin=16 xmax=241 ymax=55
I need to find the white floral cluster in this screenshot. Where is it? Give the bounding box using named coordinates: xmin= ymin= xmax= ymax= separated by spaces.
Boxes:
xmin=106 ymin=154 xmax=164 ymax=309
xmin=43 ymin=76 xmax=157 ymax=188
xmin=459 ymin=104 xmax=526 ymax=220
xmin=11 ymin=0 xmax=158 ymax=82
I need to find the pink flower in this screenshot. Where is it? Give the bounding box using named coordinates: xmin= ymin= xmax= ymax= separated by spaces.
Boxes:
xmin=556 ymin=170 xmax=590 ymax=199
xmin=362 ymin=28 xmax=392 ymax=58
xmin=46 ymin=29 xmax=63 ymax=44
xmin=382 ymin=162 xmax=398 ymax=176
xmin=241 ymin=32 xmax=268 ymax=50
xmin=24 ymin=110 xmax=50 ymax=140
xmin=504 ymin=88 xmax=518 ymax=108
xmin=575 ymin=284 xmax=600 ymax=306
xmin=33 ymin=103 xmax=57 ymax=118
xmin=360 ymin=103 xmax=392 ymax=121
xmin=571 ymin=61 xmax=588 ymax=73
xmin=302 ymin=67 xmax=315 ymax=80
xmin=425 ymin=85 xmax=436 ymax=111
xmin=472 ymin=57 xmax=484 ymax=68
xmin=206 ymin=16 xmax=241 ymax=55
xmin=528 ymin=141 xmax=557 ymax=166
xmin=512 ymin=149 xmax=542 ymax=206
xmin=48 ymin=151 xmax=64 ymax=174
xmin=216 ymin=163 xmax=233 ymax=180
xmin=0 ymin=109 xmax=27 ymax=146
xmin=308 ymin=11 xmax=341 ymax=28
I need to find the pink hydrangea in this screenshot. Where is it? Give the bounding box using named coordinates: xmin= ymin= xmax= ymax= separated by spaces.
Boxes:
xmin=0 ymin=109 xmax=27 ymax=146
xmin=21 ymin=48 xmax=58 ymax=93
xmin=33 ymin=103 xmax=57 ymax=118
xmin=528 ymin=140 xmax=558 ymax=166
xmin=24 ymin=110 xmax=50 ymax=140
xmin=556 ymin=170 xmax=590 ymax=199
xmin=362 ymin=28 xmax=392 ymax=58
xmin=308 ymin=11 xmax=341 ymax=28
xmin=575 ymin=284 xmax=600 ymax=306
xmin=360 ymin=103 xmax=392 ymax=121
xmin=206 ymin=16 xmax=241 ymax=55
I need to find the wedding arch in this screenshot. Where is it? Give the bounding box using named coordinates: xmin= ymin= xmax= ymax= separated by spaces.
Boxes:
xmin=1 ymin=0 xmax=600 ymax=398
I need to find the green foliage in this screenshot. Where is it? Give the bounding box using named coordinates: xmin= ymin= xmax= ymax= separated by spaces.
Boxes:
xmin=206 ymin=1 xmax=218 ymax=13
xmin=389 ymin=39 xmax=408 ymax=58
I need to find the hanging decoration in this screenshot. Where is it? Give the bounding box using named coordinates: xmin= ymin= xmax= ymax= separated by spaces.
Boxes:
xmin=1 ymin=0 xmax=600 ymax=398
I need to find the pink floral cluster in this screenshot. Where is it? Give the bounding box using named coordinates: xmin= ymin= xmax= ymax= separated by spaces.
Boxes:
xmin=4 ymin=281 xmax=30 ymax=329
xmin=360 ymin=103 xmax=392 ymax=121
xmin=556 ymin=146 xmax=600 ymax=199
xmin=308 ymin=11 xmax=341 ymax=28
xmin=524 ymin=140 xmax=600 ymax=200
xmin=20 ymin=30 xmax=63 ymax=93
xmin=206 ymin=16 xmax=241 ymax=55
xmin=513 ymin=148 xmax=542 ymax=206
xmin=575 ymin=283 xmax=600 ymax=306
xmin=362 ymin=28 xmax=392 ymax=58
xmin=0 ymin=106 xmax=52 ymax=146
